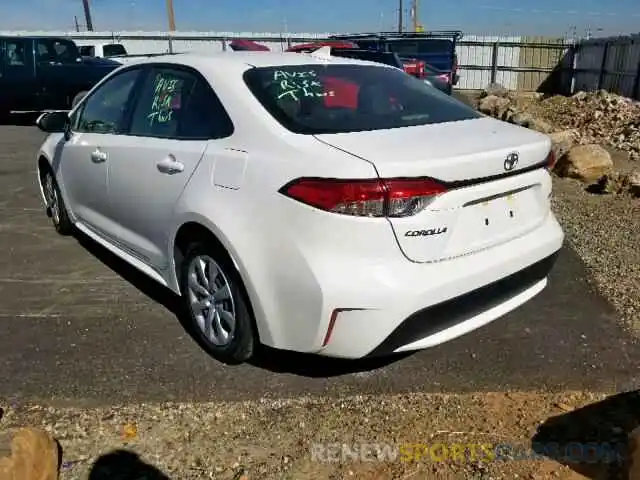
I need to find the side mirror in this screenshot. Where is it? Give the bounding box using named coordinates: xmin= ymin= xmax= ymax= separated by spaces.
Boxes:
xmin=36 ymin=111 xmax=70 ymax=134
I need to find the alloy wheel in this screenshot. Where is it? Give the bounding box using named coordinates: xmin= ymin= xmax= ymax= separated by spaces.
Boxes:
xmin=186 ymin=254 xmax=236 ymax=346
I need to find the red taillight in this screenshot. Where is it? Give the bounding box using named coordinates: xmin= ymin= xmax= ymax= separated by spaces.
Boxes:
xmin=279 ymin=177 xmax=448 ymax=218
xmin=545 ymin=151 xmax=556 ymax=170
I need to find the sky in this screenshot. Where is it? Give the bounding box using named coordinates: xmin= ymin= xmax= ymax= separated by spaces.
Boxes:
xmin=1 ymin=0 xmax=639 ymax=37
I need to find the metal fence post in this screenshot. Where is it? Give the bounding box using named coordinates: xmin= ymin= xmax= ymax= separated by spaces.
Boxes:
xmin=490 ymin=41 xmax=499 ymax=84
xmin=566 ymin=43 xmax=577 ymax=95
xmin=633 ymin=52 xmax=640 ymax=100
xmin=597 ymin=41 xmax=609 ymax=90
xmin=167 ymin=33 xmax=174 ymax=54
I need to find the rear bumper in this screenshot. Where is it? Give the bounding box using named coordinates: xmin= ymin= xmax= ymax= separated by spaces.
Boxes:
xmin=314 ymin=213 xmax=564 ymax=359
xmin=366 ymin=252 xmax=557 ymax=357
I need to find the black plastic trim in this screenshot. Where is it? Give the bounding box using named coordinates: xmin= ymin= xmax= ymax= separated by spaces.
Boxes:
xmin=366 ymin=250 xmax=560 ymax=358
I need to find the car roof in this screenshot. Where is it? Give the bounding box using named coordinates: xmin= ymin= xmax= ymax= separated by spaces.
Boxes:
xmin=128 ymin=51 xmax=391 ymax=71
xmin=0 ymin=35 xmax=76 ymax=40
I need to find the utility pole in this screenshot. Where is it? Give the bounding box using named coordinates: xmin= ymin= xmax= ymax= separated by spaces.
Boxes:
xmin=398 ymin=0 xmax=403 ymax=32
xmin=74 ymin=15 xmax=80 ymax=32
xmin=81 ymin=0 xmax=93 ymax=31
xmin=166 ymin=0 xmax=176 ymax=31
xmin=412 ymin=0 xmax=418 ymax=31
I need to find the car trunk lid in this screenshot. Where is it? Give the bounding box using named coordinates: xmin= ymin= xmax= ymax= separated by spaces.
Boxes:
xmin=314 ymin=117 xmax=553 ymax=263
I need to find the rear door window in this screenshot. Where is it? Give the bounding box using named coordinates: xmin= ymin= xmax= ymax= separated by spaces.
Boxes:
xmin=35 ymin=39 xmax=78 ymax=64
xmin=127 ymin=67 xmax=234 ymax=140
xmin=244 ymin=64 xmax=479 ymax=135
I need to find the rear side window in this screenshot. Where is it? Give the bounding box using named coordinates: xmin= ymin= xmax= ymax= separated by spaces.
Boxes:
xmin=243 ymin=64 xmax=479 ymax=135
xmin=79 ymin=45 xmax=95 ymax=57
xmin=128 ymin=67 xmax=233 ymax=140
xmin=103 ymin=44 xmax=127 ymax=57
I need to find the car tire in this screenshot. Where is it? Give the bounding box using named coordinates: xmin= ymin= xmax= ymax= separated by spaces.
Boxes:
xmin=178 ymin=242 xmax=256 ymax=364
xmin=71 ymin=91 xmax=88 ymax=109
xmin=41 ymin=167 xmax=73 ymax=235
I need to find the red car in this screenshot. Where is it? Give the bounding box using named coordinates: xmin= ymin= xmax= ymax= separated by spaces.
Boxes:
xmin=228 ymin=39 xmax=270 ymax=51
xmin=285 ymin=41 xmax=359 ymax=53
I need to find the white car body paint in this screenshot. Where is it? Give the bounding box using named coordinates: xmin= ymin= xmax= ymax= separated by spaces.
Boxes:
xmin=36 ymin=51 xmax=564 ymax=359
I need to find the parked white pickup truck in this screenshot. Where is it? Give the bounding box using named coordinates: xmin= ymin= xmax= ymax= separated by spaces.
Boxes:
xmin=79 ymin=42 xmax=170 ymax=65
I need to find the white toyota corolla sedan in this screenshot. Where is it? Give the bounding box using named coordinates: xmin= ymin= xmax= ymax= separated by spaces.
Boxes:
xmin=35 ymin=50 xmax=564 ymax=364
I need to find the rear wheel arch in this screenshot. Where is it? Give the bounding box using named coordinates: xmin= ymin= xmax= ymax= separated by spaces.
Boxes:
xmin=172 ymin=221 xmax=263 ymax=351
xmin=173 ymin=222 xmax=240 ymax=278
xmin=38 ymin=155 xmax=51 ymax=175
xmin=172 ymin=222 xmax=254 ymax=310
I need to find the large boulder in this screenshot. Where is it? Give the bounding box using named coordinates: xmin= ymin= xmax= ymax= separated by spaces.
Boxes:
xmin=553 ymin=144 xmax=614 ymax=183
xmin=0 ymin=428 xmax=60 ymax=480
xmin=480 ymin=82 xmax=509 ymax=98
xmin=478 ymin=95 xmax=511 ymax=117
xmin=548 ymin=129 xmax=580 ymax=158
xmin=627 ymin=171 xmax=640 ymax=197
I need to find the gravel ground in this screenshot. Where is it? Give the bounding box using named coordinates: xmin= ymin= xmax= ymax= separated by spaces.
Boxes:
xmin=551 ymin=174 xmax=640 ymax=334
xmin=0 ymin=391 xmax=620 ymax=480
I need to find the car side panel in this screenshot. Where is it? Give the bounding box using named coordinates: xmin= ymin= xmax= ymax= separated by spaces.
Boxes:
xmin=169 ymin=133 xmax=381 ymax=350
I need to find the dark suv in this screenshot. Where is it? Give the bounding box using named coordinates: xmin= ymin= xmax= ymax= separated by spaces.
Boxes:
xmin=329 ymin=31 xmax=462 ymax=86
xmin=0 ymin=36 xmax=120 ymax=115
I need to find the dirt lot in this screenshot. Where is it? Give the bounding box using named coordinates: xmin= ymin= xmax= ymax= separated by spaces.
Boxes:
xmin=3 ymin=390 xmax=638 ymax=479
xmin=0 ymin=95 xmax=638 ymax=479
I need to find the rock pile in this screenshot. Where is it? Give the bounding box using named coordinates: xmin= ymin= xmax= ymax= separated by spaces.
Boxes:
xmin=477 ymin=85 xmax=640 ymax=197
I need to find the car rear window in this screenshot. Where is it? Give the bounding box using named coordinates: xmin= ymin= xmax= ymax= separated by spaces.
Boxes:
xmin=388 ymin=39 xmax=454 ymax=55
xmin=243 ymin=64 xmax=479 ymax=134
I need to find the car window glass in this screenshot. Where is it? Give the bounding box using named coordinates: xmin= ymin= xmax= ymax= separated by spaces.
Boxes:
xmin=79 ymin=45 xmax=95 ymax=57
xmin=178 ymin=79 xmax=234 ymax=139
xmin=128 ymin=69 xmax=196 ymax=138
xmin=244 ymin=64 xmax=479 ymax=135
xmin=353 ymin=40 xmax=379 ymax=50
xmin=4 ymin=39 xmax=29 ymax=67
xmin=388 ymin=39 xmax=453 ymax=55
xmin=36 ymin=39 xmax=78 ymax=64
xmin=103 ymin=44 xmax=127 ymax=57
xmin=76 ymin=69 xmax=141 ymax=134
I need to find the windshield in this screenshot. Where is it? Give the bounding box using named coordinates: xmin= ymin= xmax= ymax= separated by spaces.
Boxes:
xmin=243 ymin=64 xmax=479 ymax=135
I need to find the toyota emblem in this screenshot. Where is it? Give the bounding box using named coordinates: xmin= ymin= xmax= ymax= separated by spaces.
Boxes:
xmin=504 ymin=152 xmax=519 ymax=171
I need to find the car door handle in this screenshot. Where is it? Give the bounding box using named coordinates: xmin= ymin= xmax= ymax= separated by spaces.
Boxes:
xmin=156 ymin=156 xmax=184 ymax=174
xmin=90 ymin=149 xmax=107 ymax=163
